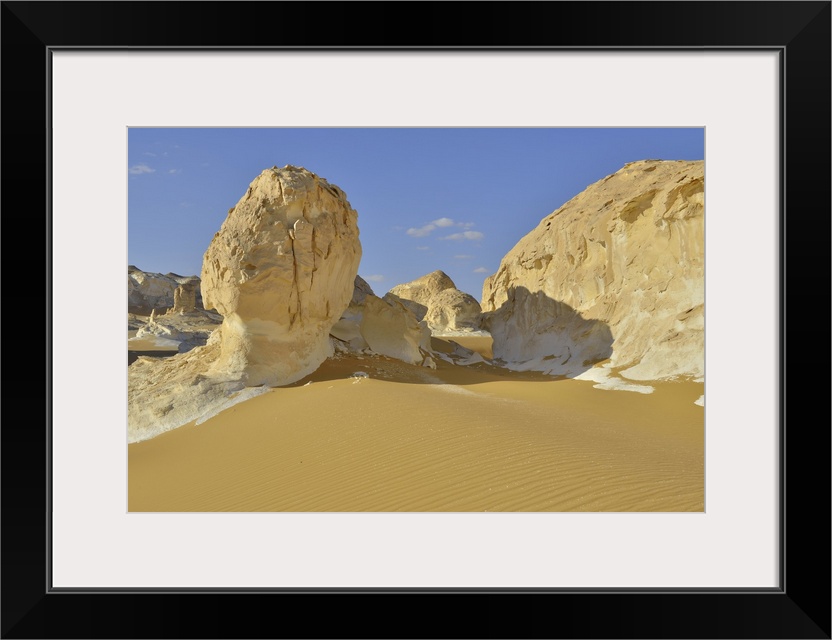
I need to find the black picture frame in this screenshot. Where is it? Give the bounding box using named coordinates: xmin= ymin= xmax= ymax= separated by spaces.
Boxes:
xmin=3 ymin=2 xmax=829 ymax=638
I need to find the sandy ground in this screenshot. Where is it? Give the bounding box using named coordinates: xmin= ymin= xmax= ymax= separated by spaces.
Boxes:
xmin=128 ymin=337 xmax=704 ymax=512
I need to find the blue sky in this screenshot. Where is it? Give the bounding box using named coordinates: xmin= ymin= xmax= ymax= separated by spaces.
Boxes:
xmin=128 ymin=128 xmax=703 ymax=300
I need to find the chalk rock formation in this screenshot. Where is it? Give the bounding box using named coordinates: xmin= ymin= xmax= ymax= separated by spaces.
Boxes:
xmin=169 ymin=281 xmax=198 ymax=314
xmin=431 ymin=339 xmax=487 ymax=367
xmin=385 ymin=270 xmax=483 ymax=334
xmin=201 ymin=165 xmax=362 ymax=386
xmin=129 ymin=166 xmax=361 ymax=442
xmin=331 ymin=276 xmax=433 ymax=365
xmin=351 ymin=274 xmax=376 ymax=304
xmin=423 ymin=288 xmax=482 ymax=334
xmin=128 ymin=313 xmax=147 ymax=330
xmin=133 ymin=308 xmax=222 ymax=353
xmin=384 ymin=270 xmax=456 ymax=321
xmin=482 ymin=160 xmax=704 ymax=380
xmin=128 ymin=266 xmax=203 ymax=315
xmin=128 ymin=333 xmax=270 ymax=443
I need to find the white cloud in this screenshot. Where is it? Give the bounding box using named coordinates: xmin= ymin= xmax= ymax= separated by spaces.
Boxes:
xmin=407 ymin=218 xmax=477 ymax=238
xmin=454 ymin=254 xmax=473 ymax=260
xmin=143 ymin=152 xmax=157 ymax=157
xmin=168 ymin=169 xmax=181 ymax=175
xmin=442 ymin=231 xmax=484 ymax=241
xmin=129 ymin=163 xmax=155 ymax=175
xmin=364 ymin=274 xmax=385 ymax=283
xmin=473 ymin=267 xmax=489 ymax=273
xmin=406 ymin=224 xmax=436 ymax=238
xmin=416 ymin=246 xmax=430 ymax=251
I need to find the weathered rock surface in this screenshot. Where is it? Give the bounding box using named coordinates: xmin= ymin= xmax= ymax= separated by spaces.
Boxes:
xmin=128 ymin=333 xmax=270 ymax=443
xmin=331 ymin=276 xmax=433 ymax=366
xmin=482 ymin=160 xmax=703 ymax=381
xmin=128 ymin=265 xmax=203 ymax=315
xmin=201 ymin=165 xmax=362 ymax=386
xmin=129 ymin=166 xmax=361 ymax=442
xmin=132 ymin=308 xmax=222 ymax=353
xmin=169 ymin=281 xmax=198 ymax=314
xmin=384 ymin=270 xmax=456 ymax=321
xmin=423 ymin=288 xmax=482 ymax=334
xmin=128 ymin=313 xmax=148 ymax=330
xmin=385 ymin=270 xmax=483 ymax=335
xmin=351 ymin=274 xmax=376 ymax=305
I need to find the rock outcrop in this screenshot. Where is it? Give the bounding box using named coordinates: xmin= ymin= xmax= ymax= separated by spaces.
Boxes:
xmin=128 ymin=266 xmax=203 ymax=315
xmin=384 ymin=270 xmax=456 ymax=321
xmin=482 ymin=160 xmax=703 ymax=381
xmin=201 ymin=165 xmax=362 ymax=386
xmin=331 ymin=276 xmax=433 ymax=366
xmin=169 ymin=281 xmax=198 ymax=314
xmin=133 ymin=308 xmax=222 ymax=353
xmin=384 ymin=270 xmax=483 ymax=335
xmin=423 ymin=288 xmax=482 ymax=334
xmin=129 ymin=165 xmax=361 ymax=442
xmin=128 ymin=333 xmax=270 ymax=443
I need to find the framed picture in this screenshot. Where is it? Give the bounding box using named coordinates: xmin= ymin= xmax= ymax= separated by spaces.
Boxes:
xmin=5 ymin=1 xmax=828 ymax=638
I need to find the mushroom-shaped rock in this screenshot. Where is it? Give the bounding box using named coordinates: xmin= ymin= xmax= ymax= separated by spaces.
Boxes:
xmin=128 ymin=166 xmax=361 ymax=443
xmin=201 ymin=165 xmax=362 ymax=386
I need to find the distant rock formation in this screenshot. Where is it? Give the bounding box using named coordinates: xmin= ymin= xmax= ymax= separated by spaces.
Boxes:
xmin=331 ymin=276 xmax=433 ymax=366
xmin=127 ymin=313 xmax=147 ymax=330
xmin=384 ymin=270 xmax=456 ymax=320
xmin=129 ymin=166 xmax=361 ymax=442
xmin=482 ymin=160 xmax=703 ymax=381
xmin=169 ymin=281 xmax=198 ymax=314
xmin=423 ymin=288 xmax=482 ymax=334
xmin=133 ymin=307 xmax=222 ymax=353
xmin=128 ymin=266 xmax=203 ymax=315
xmin=384 ymin=270 xmax=483 ymax=335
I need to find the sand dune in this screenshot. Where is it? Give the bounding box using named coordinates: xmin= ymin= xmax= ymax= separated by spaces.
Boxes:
xmin=129 ymin=338 xmax=703 ymax=512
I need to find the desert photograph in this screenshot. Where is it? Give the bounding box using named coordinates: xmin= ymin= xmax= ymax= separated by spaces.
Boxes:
xmin=127 ymin=127 xmax=704 ymax=512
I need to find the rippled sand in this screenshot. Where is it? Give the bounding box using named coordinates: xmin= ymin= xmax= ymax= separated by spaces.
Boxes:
xmin=129 ymin=338 xmax=703 ymax=512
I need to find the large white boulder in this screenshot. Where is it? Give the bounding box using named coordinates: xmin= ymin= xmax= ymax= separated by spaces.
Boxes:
xmin=482 ymin=160 xmax=704 ymax=380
